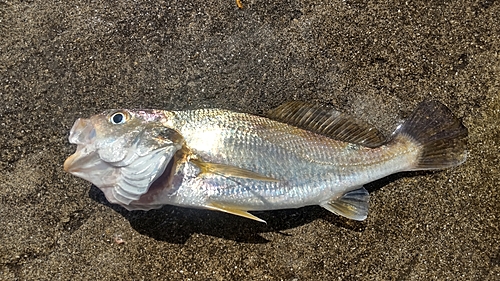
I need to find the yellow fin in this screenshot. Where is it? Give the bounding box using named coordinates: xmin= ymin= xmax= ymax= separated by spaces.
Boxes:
xmin=206 ymin=202 xmax=266 ymax=223
xmin=191 ymin=158 xmax=279 ymax=182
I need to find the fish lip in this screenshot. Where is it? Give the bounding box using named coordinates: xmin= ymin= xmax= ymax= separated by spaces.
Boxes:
xmin=63 ymin=152 xmax=74 ymax=172
xmin=64 ymin=118 xmax=96 ymax=172
xmin=63 ymin=149 xmax=81 ymax=172
xmin=68 ymin=118 xmax=96 ymax=145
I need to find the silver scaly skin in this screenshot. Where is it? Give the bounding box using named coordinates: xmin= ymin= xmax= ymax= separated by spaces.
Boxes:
xmin=64 ymin=101 xmax=467 ymax=222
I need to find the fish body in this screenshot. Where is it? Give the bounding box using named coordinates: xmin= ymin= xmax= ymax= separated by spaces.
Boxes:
xmin=64 ymin=101 xmax=467 ymax=222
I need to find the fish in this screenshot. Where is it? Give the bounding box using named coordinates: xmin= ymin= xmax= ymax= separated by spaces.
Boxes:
xmin=64 ymin=100 xmax=468 ymax=223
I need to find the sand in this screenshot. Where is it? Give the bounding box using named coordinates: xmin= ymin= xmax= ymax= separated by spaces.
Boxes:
xmin=0 ymin=0 xmax=498 ymax=280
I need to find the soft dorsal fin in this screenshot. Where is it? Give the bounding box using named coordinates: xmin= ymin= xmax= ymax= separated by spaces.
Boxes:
xmin=267 ymin=101 xmax=386 ymax=148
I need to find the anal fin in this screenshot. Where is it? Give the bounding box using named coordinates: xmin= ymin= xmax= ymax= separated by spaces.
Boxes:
xmin=206 ymin=201 xmax=266 ymax=223
xmin=321 ymin=187 xmax=370 ymax=221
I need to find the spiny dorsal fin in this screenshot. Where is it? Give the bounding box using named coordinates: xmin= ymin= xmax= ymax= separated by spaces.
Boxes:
xmin=268 ymin=101 xmax=386 ymax=148
xmin=320 ymin=187 xmax=370 ymax=221
xmin=191 ymin=158 xmax=279 ymax=182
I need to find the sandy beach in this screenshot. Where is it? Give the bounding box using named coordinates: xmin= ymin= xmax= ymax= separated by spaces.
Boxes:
xmin=0 ymin=0 xmax=498 ymax=280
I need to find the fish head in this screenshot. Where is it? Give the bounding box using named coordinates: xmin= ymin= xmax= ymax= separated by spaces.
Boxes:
xmin=64 ymin=109 xmax=184 ymax=208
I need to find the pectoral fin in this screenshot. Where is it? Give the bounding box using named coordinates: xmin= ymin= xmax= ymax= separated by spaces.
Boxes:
xmin=321 ymin=187 xmax=370 ymax=221
xmin=191 ymin=158 xmax=279 ymax=182
xmin=206 ymin=202 xmax=266 ymax=223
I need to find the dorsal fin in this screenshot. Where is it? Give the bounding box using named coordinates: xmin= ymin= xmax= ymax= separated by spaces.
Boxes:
xmin=267 ymin=101 xmax=386 ymax=148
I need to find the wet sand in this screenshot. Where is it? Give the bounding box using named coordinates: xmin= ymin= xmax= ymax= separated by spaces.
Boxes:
xmin=1 ymin=0 xmax=498 ymax=280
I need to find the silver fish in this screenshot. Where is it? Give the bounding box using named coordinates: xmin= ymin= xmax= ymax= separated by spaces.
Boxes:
xmin=64 ymin=101 xmax=467 ymax=222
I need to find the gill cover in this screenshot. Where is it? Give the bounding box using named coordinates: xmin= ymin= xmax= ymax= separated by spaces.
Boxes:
xmin=105 ymin=125 xmax=182 ymax=205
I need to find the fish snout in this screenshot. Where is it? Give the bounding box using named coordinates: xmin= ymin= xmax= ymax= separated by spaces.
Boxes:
xmin=64 ymin=118 xmax=97 ymax=172
xmin=68 ymin=118 xmax=96 ymax=145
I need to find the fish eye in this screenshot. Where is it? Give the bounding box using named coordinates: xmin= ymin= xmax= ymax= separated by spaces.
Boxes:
xmin=110 ymin=111 xmax=128 ymax=125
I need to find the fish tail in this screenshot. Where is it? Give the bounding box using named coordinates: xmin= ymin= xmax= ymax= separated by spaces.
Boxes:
xmin=396 ymin=100 xmax=468 ymax=170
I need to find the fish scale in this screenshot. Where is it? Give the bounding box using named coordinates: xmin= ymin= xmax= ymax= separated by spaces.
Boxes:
xmin=165 ymin=109 xmax=417 ymax=210
xmin=65 ymin=101 xmax=467 ymax=222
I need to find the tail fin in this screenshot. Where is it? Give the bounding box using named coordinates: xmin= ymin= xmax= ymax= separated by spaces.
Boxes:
xmin=398 ymin=100 xmax=468 ymax=170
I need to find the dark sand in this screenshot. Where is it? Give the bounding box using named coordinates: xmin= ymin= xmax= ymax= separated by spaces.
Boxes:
xmin=1 ymin=0 xmax=498 ymax=280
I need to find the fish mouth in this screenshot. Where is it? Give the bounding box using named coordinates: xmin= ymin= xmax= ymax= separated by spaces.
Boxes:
xmin=63 ymin=152 xmax=79 ymax=172
xmin=64 ymin=118 xmax=97 ymax=172
xmin=68 ymin=118 xmax=96 ymax=145
xmin=64 ymin=149 xmax=102 ymax=173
